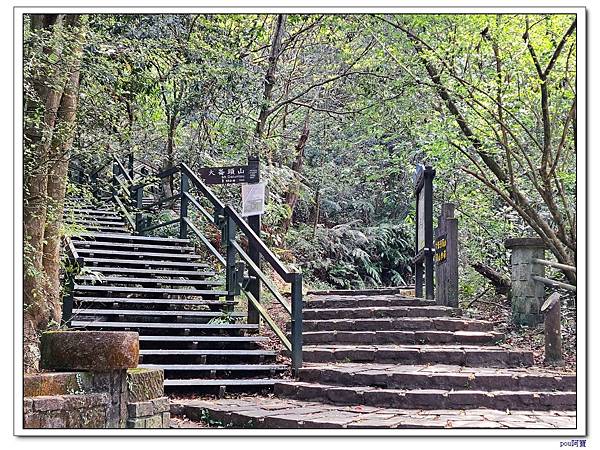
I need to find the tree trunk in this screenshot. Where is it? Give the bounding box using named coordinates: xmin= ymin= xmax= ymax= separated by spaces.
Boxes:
xmin=23 ymin=14 xmax=68 ymax=373
xmin=282 ymin=115 xmax=310 ymax=233
xmin=255 ymin=14 xmax=287 ymax=159
xmin=42 ymin=14 xmax=85 ymax=325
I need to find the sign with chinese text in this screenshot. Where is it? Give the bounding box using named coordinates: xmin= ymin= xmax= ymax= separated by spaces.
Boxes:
xmin=242 ymin=182 xmax=266 ymax=217
xmin=198 ymin=164 xmax=259 ymax=185
xmin=434 ymin=234 xmax=447 ymax=264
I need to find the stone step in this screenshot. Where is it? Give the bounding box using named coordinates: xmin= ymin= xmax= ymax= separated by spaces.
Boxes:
xmin=304 ymin=296 xmax=435 ymax=309
xmin=302 ymin=317 xmax=494 ymax=333
xmin=298 ymin=364 xmax=577 ymax=392
xmin=302 ymin=306 xmax=461 ymax=320
xmin=174 ymin=397 xmax=576 ymax=429
xmin=274 ymin=381 xmax=576 ymax=411
xmin=302 ymin=330 xmax=503 ymax=346
xmin=302 ymin=345 xmax=534 ymax=367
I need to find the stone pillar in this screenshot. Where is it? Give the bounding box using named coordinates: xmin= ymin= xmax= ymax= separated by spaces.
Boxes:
xmin=505 ymin=238 xmax=547 ymax=326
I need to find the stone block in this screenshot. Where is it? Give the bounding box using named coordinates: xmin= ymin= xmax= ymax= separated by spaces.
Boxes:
xmin=128 ymin=401 xmax=154 ymax=418
xmin=24 ymin=413 xmax=42 ymax=429
xmin=126 ymin=368 xmax=164 ymax=402
xmin=127 ymin=417 xmax=147 ymax=428
xmin=151 ymin=397 xmax=170 ymax=413
xmin=24 ymin=372 xmax=91 ymax=397
xmin=39 ymin=412 xmax=67 ymax=428
xmin=33 ymin=395 xmax=65 ymax=412
xmin=161 ymin=412 xmax=171 ymax=428
xmin=41 ymin=331 xmax=139 ymax=371
xmin=145 ymin=414 xmax=163 ymax=428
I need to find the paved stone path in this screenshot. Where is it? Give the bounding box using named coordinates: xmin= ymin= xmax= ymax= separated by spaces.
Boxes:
xmin=171 ymin=397 xmax=576 ymax=429
xmin=171 ymin=293 xmax=576 ymax=429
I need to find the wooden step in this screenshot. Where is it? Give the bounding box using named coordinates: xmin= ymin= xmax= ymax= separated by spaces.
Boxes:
xmin=73 ymin=297 xmax=234 ymax=307
xmin=79 ymin=267 xmax=216 ymax=277
xmin=82 ymin=257 xmax=209 ymax=269
xmin=139 ymin=335 xmax=267 ymax=343
xmin=75 ymin=275 xmax=221 ymax=287
xmin=164 ymin=379 xmax=282 ymax=387
xmin=73 ymin=284 xmax=226 ymax=297
xmin=66 ymin=219 xmax=127 ymax=226
xmin=73 ymin=308 xmax=244 ymax=318
xmin=71 ymin=320 xmax=257 ymax=330
xmin=140 ymin=349 xmax=277 ymax=356
xmin=76 ymin=248 xmax=202 ymax=260
xmin=139 ymin=364 xmax=287 ymax=371
xmin=72 ymin=240 xmax=195 ymax=253
xmin=77 ymin=232 xmax=190 ymax=244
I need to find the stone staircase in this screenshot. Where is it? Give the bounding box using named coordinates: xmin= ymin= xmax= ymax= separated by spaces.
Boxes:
xmin=173 ymin=292 xmax=576 ymax=429
xmin=63 ymin=196 xmax=288 ymax=394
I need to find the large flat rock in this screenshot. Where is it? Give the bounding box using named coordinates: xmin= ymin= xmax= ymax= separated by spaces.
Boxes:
xmin=41 ymin=331 xmax=139 ymax=371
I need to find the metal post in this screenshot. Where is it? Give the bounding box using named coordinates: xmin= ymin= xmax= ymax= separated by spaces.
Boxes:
xmin=134 ymin=186 xmax=144 ymax=235
xmin=61 ymin=276 xmax=75 ymax=326
xmin=291 ymin=273 xmax=303 ymax=375
xmin=128 ymin=153 xmax=134 ymax=180
xmin=180 ymin=171 xmax=189 ymax=239
xmin=225 ymin=215 xmax=237 ymax=302
xmin=247 ymin=214 xmax=261 ymax=326
xmin=112 ymin=161 xmax=119 ymax=197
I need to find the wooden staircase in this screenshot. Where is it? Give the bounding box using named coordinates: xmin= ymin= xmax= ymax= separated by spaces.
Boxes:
xmin=63 ymin=196 xmax=288 ymax=393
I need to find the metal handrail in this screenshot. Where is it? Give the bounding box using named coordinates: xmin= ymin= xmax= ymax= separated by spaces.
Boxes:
xmin=90 ymin=155 xmax=304 ymax=373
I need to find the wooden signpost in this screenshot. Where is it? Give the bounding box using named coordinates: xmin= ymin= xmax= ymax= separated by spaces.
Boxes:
xmin=434 ymin=203 xmax=458 ymax=307
xmin=413 ymin=165 xmax=435 ymax=300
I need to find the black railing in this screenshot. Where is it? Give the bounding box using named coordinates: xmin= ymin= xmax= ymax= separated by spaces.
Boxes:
xmin=87 ymin=154 xmax=304 ymax=373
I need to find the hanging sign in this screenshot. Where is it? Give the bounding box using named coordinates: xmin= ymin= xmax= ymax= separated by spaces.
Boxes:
xmin=242 ymin=182 xmax=266 ymax=217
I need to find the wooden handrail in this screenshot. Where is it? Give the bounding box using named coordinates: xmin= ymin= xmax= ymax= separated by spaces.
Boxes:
xmin=184 ymin=192 xmax=215 ymax=224
xmin=532 ymin=275 xmax=576 ymax=292
xmin=532 ymin=258 xmax=576 ymax=273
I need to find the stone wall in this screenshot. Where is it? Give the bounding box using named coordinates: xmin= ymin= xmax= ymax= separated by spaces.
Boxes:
xmin=24 ymin=368 xmax=169 ymax=429
xmin=125 ymin=368 xmax=170 ymax=428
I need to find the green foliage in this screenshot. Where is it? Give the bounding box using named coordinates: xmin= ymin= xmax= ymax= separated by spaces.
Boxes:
xmin=288 ymin=222 xmax=413 ymax=289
